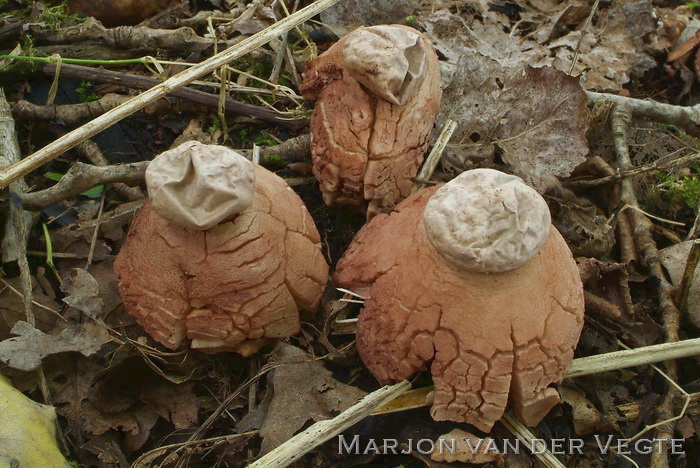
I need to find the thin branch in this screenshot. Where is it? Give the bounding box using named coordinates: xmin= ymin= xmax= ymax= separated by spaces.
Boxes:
xmin=587 ymin=91 xmax=700 ymax=138
xmin=568 ymin=0 xmax=601 ymax=75
xmin=565 ymin=152 xmax=700 ymax=189
xmin=40 ymin=63 xmax=305 ymax=130
xmin=74 ymin=140 xmax=145 ymax=202
xmin=19 ymin=161 xmax=148 ymax=211
xmin=611 ymin=103 xmax=681 ymax=468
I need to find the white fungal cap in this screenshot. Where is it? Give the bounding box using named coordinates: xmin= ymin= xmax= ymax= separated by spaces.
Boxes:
xmin=145 ymin=141 xmax=255 ymax=230
xmin=343 ymin=25 xmax=427 ymax=106
xmin=423 ymin=169 xmax=551 ymax=273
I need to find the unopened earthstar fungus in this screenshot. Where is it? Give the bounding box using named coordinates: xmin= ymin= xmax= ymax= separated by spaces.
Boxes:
xmin=334 ymin=168 xmax=584 ymax=431
xmin=301 ymin=24 xmax=442 ymax=218
xmin=115 ymin=142 xmax=329 ymax=356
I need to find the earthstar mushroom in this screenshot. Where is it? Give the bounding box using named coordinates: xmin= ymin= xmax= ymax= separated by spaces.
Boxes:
xmin=114 ymin=142 xmax=329 ymax=355
xmin=334 ymin=169 xmax=584 ymax=431
xmin=301 ymin=24 xmax=442 ymax=218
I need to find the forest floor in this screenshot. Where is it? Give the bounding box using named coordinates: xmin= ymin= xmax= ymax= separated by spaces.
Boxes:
xmin=1 ymin=0 xmax=700 ymax=467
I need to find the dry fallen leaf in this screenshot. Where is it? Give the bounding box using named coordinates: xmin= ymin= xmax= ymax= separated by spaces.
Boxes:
xmin=438 ymin=51 xmax=589 ymax=191
xmin=140 ymin=382 xmax=199 ymax=430
xmin=0 ymin=320 xmax=110 ymax=371
xmin=423 ymin=1 xmax=660 ymax=92
xmin=45 ymin=356 xmax=103 ymax=439
xmin=660 ymin=240 xmax=700 ymax=328
xmin=60 ymin=268 xmax=104 ymax=318
xmin=430 ymin=428 xmax=503 ymax=464
xmin=0 ymin=277 xmax=61 ymax=340
xmin=81 ymin=401 xmax=160 ymax=454
xmin=560 ymin=386 xmax=602 ymax=435
xmin=258 ymin=344 xmax=367 ymax=454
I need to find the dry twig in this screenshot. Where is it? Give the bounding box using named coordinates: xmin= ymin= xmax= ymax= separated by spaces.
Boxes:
xmin=18 ymin=161 xmax=148 ymax=211
xmin=74 ymin=140 xmax=145 ymax=202
xmin=29 ymin=18 xmax=216 ymax=52
xmin=587 ymin=91 xmax=700 ymax=138
xmin=611 ymin=104 xmax=682 ymax=468
xmin=41 ymin=63 xmax=305 ymax=129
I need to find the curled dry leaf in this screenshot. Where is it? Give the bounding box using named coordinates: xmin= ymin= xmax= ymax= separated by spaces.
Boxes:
xmin=438 ymin=52 xmax=589 ymax=192
xmin=258 ymin=344 xmax=367 ymax=454
xmin=0 ymin=320 xmax=110 ymax=371
xmin=45 ymin=356 xmax=103 ymax=439
xmin=60 ymin=268 xmax=104 ymax=318
xmin=430 ymin=428 xmax=502 ymax=464
xmin=139 ymin=382 xmax=199 ymax=430
xmin=80 ymin=401 xmax=160 ymax=454
xmin=560 ymin=386 xmax=602 ymax=435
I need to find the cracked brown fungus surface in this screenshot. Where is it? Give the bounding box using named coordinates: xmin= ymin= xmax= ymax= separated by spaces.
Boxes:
xmin=114 ymin=142 xmax=329 ymax=356
xmin=334 ymin=169 xmax=585 ymax=431
xmin=300 ymin=25 xmax=442 ymax=218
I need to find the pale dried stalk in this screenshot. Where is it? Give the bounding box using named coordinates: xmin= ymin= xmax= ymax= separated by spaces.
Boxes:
xmin=566 ymin=337 xmax=700 ymax=378
xmin=411 ymin=118 xmax=457 ymax=193
xmin=248 ymin=381 xmax=411 ymax=468
xmin=0 ymin=0 xmax=341 ymax=189
xmin=501 ymin=411 xmax=565 ymax=468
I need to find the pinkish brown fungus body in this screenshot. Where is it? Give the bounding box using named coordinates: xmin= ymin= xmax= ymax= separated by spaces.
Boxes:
xmin=334 ymin=169 xmax=584 ymax=431
xmin=114 ymin=142 xmax=329 ymax=356
xmin=301 ymin=25 xmax=442 ymax=219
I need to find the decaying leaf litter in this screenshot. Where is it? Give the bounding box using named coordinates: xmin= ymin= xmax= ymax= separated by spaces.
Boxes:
xmin=0 ymin=0 xmax=699 ymax=466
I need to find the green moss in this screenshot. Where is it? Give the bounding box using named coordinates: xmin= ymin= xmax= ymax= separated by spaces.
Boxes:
xmin=1 ymin=1 xmax=85 ymax=28
xmin=254 ymin=133 xmax=276 ymax=147
xmin=76 ymin=81 xmax=100 ymax=103
xmin=1 ymin=35 xmax=41 ymax=73
xmin=206 ymin=115 xmax=221 ymax=136
xmin=657 ymin=173 xmax=700 ymax=213
xmin=40 ymin=2 xmax=70 ymax=30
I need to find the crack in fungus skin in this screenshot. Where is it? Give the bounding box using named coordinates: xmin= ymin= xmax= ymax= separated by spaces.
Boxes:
xmin=114 ymin=166 xmax=329 ymax=355
xmin=334 ymin=185 xmax=584 ymax=431
xmin=301 ymin=25 xmax=442 ymax=219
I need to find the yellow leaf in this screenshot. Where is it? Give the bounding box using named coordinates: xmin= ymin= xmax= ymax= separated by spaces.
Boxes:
xmin=0 ymin=374 xmax=71 ymax=467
